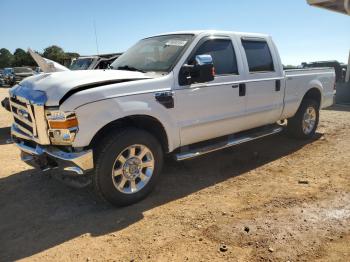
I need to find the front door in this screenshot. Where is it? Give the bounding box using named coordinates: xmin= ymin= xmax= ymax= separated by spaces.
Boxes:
xmin=173 ymin=36 xmax=246 ymax=146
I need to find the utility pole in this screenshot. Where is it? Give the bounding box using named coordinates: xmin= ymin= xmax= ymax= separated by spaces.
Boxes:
xmin=93 ymin=20 xmax=100 ymax=55
xmin=346 ymin=50 xmax=350 ymax=82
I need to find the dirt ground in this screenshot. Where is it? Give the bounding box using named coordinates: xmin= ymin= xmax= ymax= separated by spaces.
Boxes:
xmin=0 ymin=87 xmax=349 ymax=262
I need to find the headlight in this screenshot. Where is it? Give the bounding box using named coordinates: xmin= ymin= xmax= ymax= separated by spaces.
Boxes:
xmin=46 ymin=110 xmax=79 ymax=145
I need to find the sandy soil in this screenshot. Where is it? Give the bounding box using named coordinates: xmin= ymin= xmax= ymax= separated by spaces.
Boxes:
xmin=0 ymin=87 xmax=349 ymax=262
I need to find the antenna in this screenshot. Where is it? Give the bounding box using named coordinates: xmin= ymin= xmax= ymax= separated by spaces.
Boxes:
xmin=93 ymin=20 xmax=100 ymax=55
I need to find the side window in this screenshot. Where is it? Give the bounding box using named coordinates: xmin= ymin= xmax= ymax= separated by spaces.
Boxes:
xmin=241 ymin=40 xmax=274 ymax=72
xmin=192 ymin=39 xmax=238 ymax=75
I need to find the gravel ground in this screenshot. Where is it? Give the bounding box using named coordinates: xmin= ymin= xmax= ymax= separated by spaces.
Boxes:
xmin=0 ymin=87 xmax=349 ymax=261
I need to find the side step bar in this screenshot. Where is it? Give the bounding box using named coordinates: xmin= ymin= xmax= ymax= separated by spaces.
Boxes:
xmin=175 ymin=125 xmax=283 ymax=161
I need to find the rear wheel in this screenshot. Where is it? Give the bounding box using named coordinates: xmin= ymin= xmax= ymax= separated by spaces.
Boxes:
xmin=287 ymin=98 xmax=319 ymax=139
xmin=93 ymin=128 xmax=163 ymax=206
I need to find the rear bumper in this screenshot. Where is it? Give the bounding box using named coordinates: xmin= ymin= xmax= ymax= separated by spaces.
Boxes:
xmin=11 ymin=125 xmax=93 ymax=175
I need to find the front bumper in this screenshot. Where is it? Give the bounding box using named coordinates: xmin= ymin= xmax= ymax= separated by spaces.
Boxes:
xmin=11 ymin=125 xmax=93 ymax=175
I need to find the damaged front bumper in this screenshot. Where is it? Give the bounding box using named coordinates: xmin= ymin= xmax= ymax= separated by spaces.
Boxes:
xmin=11 ymin=125 xmax=93 ymax=175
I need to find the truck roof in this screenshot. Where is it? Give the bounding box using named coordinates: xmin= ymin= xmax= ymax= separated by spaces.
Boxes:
xmin=150 ymin=30 xmax=270 ymax=39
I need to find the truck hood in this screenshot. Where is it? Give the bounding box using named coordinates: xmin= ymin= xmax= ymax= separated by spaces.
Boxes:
xmin=28 ymin=48 xmax=70 ymax=73
xmin=17 ymin=70 xmax=151 ymax=106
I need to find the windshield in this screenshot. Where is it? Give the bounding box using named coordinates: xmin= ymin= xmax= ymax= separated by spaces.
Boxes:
xmin=111 ymin=34 xmax=194 ymax=73
xmin=14 ymin=67 xmax=33 ymax=73
xmin=70 ymin=58 xmax=94 ymax=70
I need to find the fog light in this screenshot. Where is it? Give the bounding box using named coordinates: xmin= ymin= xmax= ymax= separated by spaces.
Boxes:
xmin=49 ymin=129 xmax=76 ymax=145
xmin=54 ymin=130 xmax=61 ymax=137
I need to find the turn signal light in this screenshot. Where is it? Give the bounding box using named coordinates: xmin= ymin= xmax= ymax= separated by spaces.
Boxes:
xmin=48 ymin=118 xmax=78 ymax=129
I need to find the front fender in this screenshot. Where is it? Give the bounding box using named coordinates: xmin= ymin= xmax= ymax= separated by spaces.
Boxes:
xmin=72 ymin=93 xmax=180 ymax=151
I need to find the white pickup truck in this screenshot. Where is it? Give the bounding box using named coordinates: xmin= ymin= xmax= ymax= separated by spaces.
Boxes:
xmin=9 ymin=30 xmax=335 ymax=206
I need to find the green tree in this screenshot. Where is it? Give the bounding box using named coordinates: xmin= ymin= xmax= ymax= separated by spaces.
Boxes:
xmin=0 ymin=48 xmax=13 ymax=68
xmin=63 ymin=52 xmax=80 ymax=67
xmin=12 ymin=48 xmax=29 ymax=67
xmin=65 ymin=52 xmax=80 ymax=59
xmin=43 ymin=45 xmax=65 ymax=64
xmin=11 ymin=48 xmax=36 ymax=67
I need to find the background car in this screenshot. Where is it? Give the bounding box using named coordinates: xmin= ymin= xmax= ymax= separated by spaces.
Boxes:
xmin=3 ymin=67 xmax=14 ymax=86
xmin=0 ymin=69 xmax=4 ymax=86
xmin=12 ymin=67 xmax=35 ymax=84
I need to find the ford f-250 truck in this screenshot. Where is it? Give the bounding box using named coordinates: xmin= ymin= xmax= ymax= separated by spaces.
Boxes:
xmin=9 ymin=30 xmax=335 ymax=206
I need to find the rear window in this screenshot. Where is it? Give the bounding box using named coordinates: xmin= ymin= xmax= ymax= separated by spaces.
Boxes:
xmin=242 ymin=40 xmax=274 ymax=72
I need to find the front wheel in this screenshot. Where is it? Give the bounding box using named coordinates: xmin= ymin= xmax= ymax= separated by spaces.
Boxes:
xmin=287 ymin=98 xmax=320 ymax=139
xmin=93 ymin=128 xmax=163 ymax=206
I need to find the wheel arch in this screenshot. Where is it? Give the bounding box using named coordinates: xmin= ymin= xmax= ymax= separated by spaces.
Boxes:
xmin=89 ymin=114 xmax=170 ymax=153
xmin=301 ymin=87 xmax=322 ymax=109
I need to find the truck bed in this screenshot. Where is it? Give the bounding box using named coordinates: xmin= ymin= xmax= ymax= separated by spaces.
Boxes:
xmin=284 ymin=67 xmax=335 ymax=77
xmin=281 ymin=67 xmax=335 ymax=120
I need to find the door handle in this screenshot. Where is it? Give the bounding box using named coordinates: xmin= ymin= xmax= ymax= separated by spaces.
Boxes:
xmin=232 ymin=84 xmax=239 ymax=88
xmin=275 ymin=80 xmax=281 ymax=92
xmin=239 ymin=83 xmax=246 ymax=96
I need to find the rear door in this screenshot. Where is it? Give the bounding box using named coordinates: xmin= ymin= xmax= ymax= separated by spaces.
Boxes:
xmin=238 ymin=37 xmax=284 ymax=128
xmin=173 ymin=36 xmax=246 ymax=146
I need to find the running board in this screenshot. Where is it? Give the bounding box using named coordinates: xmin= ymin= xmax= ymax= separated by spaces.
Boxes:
xmin=175 ymin=125 xmax=283 ymax=161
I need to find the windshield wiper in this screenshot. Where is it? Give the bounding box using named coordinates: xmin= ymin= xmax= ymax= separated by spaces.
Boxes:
xmin=116 ymin=65 xmax=145 ymax=73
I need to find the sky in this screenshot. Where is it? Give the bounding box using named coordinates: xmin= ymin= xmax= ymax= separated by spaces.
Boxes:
xmin=0 ymin=0 xmax=349 ymax=65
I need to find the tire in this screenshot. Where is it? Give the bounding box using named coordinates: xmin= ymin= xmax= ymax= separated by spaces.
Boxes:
xmin=287 ymin=98 xmax=320 ymax=139
xmin=93 ymin=128 xmax=163 ymax=206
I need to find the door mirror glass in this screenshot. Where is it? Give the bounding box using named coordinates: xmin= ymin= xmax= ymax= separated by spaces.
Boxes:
xmin=179 ymin=54 xmax=215 ymax=85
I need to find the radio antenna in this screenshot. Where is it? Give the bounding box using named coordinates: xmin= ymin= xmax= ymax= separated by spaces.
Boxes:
xmin=93 ymin=20 xmax=100 ymax=55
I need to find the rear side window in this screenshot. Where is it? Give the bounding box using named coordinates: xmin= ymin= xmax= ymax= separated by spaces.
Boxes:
xmin=241 ymin=40 xmax=274 ymax=72
xmin=192 ymin=39 xmax=238 ymax=75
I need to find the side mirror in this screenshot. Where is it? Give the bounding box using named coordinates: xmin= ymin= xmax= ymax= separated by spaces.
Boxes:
xmin=179 ymin=54 xmax=215 ymax=85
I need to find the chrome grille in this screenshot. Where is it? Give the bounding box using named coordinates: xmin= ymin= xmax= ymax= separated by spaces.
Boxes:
xmin=9 ymin=92 xmax=50 ymax=145
xmin=10 ymin=96 xmax=37 ymax=137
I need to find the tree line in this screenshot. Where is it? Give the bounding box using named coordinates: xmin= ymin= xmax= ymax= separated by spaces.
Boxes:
xmin=0 ymin=46 xmax=79 ymax=68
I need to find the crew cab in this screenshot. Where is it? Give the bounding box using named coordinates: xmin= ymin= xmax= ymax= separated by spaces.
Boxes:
xmin=9 ymin=30 xmax=335 ymax=206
